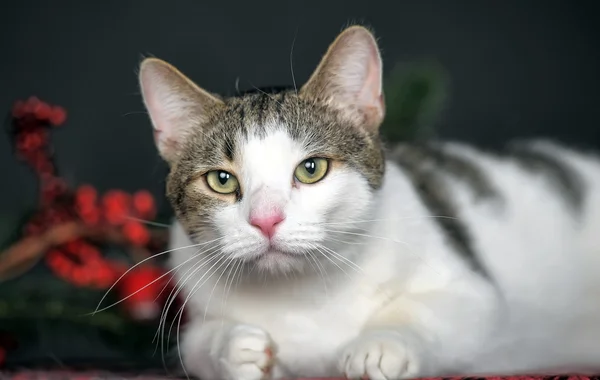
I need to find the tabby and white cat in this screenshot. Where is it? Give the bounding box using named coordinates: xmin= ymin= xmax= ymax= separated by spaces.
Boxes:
xmin=138 ymin=25 xmax=600 ymax=380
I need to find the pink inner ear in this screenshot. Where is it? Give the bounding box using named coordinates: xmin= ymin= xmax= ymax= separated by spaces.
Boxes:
xmin=153 ymin=127 xmax=179 ymax=152
xmin=357 ymin=48 xmax=383 ymax=109
xmin=142 ymin=77 xmax=183 ymax=154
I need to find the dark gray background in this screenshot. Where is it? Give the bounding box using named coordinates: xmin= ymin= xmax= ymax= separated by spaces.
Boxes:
xmin=1 ymin=0 xmax=599 ymax=220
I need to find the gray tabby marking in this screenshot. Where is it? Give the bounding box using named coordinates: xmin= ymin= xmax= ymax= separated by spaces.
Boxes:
xmin=417 ymin=144 xmax=499 ymax=202
xmin=507 ymin=143 xmax=585 ymax=213
xmin=390 ymin=144 xmax=491 ymax=278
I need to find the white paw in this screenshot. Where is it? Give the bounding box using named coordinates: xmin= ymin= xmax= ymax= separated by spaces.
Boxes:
xmin=217 ymin=324 xmax=275 ymax=380
xmin=340 ymin=332 xmax=422 ymax=380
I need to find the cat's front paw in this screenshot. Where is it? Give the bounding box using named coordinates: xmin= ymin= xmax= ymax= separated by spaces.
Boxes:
xmin=339 ymin=331 xmax=423 ymax=380
xmin=216 ymin=324 xmax=275 ymax=380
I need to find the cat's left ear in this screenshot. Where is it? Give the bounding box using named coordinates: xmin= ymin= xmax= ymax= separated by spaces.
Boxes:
xmin=139 ymin=58 xmax=224 ymax=164
xmin=300 ymin=25 xmax=385 ymax=132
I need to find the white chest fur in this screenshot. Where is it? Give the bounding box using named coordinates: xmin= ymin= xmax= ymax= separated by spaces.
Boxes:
xmin=223 ymin=280 xmax=380 ymax=376
xmin=174 ymin=242 xmax=394 ymax=377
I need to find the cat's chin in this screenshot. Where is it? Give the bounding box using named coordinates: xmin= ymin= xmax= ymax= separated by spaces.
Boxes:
xmin=253 ymin=249 xmax=305 ymax=274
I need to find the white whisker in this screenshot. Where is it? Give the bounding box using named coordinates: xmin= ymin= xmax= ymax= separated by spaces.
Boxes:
xmin=160 ymin=251 xmax=225 ymax=378
xmin=306 ymin=249 xmax=329 ymax=297
xmin=221 ymin=259 xmax=243 ymax=319
xmin=324 ymin=236 xmax=368 ymax=246
xmin=203 ymin=257 xmax=237 ymax=322
xmin=323 ymin=229 xmax=442 ymax=275
xmin=94 ymin=250 xmax=195 ymax=316
xmin=91 ymin=238 xmax=223 ymax=316
xmin=319 ymin=244 xmax=364 ymax=274
xmin=125 ymin=216 xmax=171 ymax=228
xmin=167 ymin=254 xmax=229 ymax=343
xmin=312 ymin=244 xmax=352 ymax=280
xmin=173 ymin=255 xmax=232 ymax=378
xmin=290 ymin=26 xmax=299 ymax=96
xmin=317 ymin=215 xmax=460 ymax=227
xmin=154 ymin=242 xmax=225 ymax=363
xmin=323 ymin=229 xmax=412 ymax=248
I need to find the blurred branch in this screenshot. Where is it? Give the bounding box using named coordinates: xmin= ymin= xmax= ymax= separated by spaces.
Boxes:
xmin=0 ymin=221 xmax=169 ymax=283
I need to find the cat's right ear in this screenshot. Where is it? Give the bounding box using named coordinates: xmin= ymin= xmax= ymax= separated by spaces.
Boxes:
xmin=139 ymin=58 xmax=223 ymax=163
xmin=300 ymin=26 xmax=385 ymax=132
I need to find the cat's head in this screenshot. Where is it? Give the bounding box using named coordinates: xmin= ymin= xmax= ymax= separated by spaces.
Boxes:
xmin=139 ymin=26 xmax=386 ymax=274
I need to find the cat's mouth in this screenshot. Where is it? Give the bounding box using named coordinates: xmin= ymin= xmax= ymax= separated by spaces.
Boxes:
xmin=252 ymin=247 xmax=304 ymax=272
xmin=262 ymin=249 xmax=294 ymax=258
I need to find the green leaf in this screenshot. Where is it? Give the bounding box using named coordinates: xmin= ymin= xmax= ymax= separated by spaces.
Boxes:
xmin=380 ymin=61 xmax=449 ymax=142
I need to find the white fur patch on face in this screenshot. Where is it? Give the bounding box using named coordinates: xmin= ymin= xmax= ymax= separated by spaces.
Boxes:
xmin=212 ymin=124 xmax=374 ymax=274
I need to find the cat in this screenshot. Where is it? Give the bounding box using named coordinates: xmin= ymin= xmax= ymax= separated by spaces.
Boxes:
xmin=138 ymin=25 xmax=600 ymax=380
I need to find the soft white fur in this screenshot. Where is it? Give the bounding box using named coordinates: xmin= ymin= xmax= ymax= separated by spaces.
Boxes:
xmin=167 ymin=133 xmax=600 ymax=380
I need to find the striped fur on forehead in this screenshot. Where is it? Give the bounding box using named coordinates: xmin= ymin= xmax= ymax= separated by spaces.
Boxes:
xmin=169 ymin=88 xmax=385 ymax=191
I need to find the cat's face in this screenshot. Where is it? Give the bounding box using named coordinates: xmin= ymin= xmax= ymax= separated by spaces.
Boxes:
xmin=139 ymin=26 xmax=386 ymax=274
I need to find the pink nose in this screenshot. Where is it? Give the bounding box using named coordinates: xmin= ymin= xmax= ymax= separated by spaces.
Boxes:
xmin=250 ymin=212 xmax=285 ymax=238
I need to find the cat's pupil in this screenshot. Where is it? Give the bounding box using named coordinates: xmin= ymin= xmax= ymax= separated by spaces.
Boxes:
xmin=218 ymin=171 xmax=229 ymax=185
xmin=304 ymin=160 xmax=316 ymax=175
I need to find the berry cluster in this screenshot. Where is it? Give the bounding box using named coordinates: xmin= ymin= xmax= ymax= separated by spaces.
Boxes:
xmin=75 ymin=186 xmax=156 ymax=246
xmin=9 ymin=97 xmax=162 ymax=290
xmin=0 ymin=97 xmax=175 ymax=369
xmin=11 ymin=97 xmax=67 ymax=208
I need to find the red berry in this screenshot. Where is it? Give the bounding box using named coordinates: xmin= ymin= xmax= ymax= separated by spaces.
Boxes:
xmin=104 ymin=205 xmax=129 ymax=225
xmin=29 ymin=152 xmax=49 ymax=172
xmin=23 ymin=132 xmax=43 ymax=150
xmin=79 ymin=208 xmax=100 ymax=225
xmin=34 ymin=102 xmax=52 ymax=120
xmin=38 ymin=162 xmax=55 ymax=177
xmin=49 ymin=106 xmax=67 ymax=126
xmin=42 ymin=179 xmax=67 ymax=203
xmin=80 ymin=244 xmax=101 ymax=259
xmin=122 ymin=221 xmax=150 ymax=246
xmin=104 ymin=209 xmax=122 ymax=225
xmin=23 ymin=97 xmax=40 ymax=115
xmin=66 ymin=240 xmax=83 ymax=253
xmin=46 ymin=250 xmax=71 ymax=275
xmin=75 ymin=185 xmax=98 ymax=208
xmin=102 ymin=190 xmax=131 ymax=225
xmin=133 ymin=190 xmax=156 ymax=219
xmin=69 ymin=266 xmax=91 ymax=287
xmin=118 ymin=266 xmax=165 ymax=313
xmin=102 ymin=190 xmax=130 ymax=207
xmin=93 ymin=263 xmax=119 ymax=288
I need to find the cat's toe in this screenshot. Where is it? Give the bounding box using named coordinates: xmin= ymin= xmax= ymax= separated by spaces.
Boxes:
xmin=340 ymin=331 xmax=421 ymax=380
xmin=219 ymin=324 xmax=275 ymax=380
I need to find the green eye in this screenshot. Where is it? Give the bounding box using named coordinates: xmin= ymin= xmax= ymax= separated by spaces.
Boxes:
xmin=206 ymin=170 xmax=239 ymax=194
xmin=294 ymin=158 xmax=329 ymax=184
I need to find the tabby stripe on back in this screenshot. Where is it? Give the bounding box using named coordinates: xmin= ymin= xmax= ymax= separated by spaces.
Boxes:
xmin=506 ymin=143 xmax=585 ymax=213
xmin=390 ymin=144 xmax=491 ymax=278
xmin=420 ymin=144 xmax=499 ymax=202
